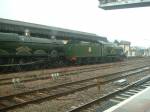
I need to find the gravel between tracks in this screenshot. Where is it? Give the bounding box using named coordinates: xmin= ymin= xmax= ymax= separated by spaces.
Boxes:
xmin=0 ymin=58 xmax=147 ymax=80
xmin=0 ymin=59 xmax=150 ymax=96
xmin=9 ymin=69 xmax=150 ymax=112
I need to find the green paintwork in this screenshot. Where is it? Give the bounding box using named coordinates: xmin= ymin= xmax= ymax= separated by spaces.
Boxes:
xmin=65 ymin=40 xmax=124 ymax=61
xmin=65 ymin=42 xmax=103 ymax=58
xmin=0 ymin=32 xmax=124 ymax=64
xmin=102 ymin=42 xmax=120 ymax=57
xmin=0 ymin=32 xmax=64 ymax=57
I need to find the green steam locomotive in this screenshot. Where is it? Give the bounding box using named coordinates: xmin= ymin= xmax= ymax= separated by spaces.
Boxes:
xmin=0 ymin=32 xmax=125 ymax=66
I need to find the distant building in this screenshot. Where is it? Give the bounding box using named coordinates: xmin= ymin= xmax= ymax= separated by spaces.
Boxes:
xmin=148 ymin=48 xmax=150 ymax=56
xmin=119 ymin=41 xmax=131 ymax=57
xmin=144 ymin=48 xmax=150 ymax=56
xmin=130 ymin=47 xmax=146 ymax=57
xmin=116 ymin=39 xmax=149 ymax=57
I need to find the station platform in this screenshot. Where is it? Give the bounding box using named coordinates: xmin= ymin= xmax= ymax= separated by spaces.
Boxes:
xmin=104 ymin=87 xmax=150 ymax=112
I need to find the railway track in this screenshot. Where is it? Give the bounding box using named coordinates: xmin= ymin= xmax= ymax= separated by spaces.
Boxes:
xmin=67 ymin=75 xmax=150 ymax=112
xmin=0 ymin=65 xmax=149 ymax=111
xmin=0 ymin=58 xmax=149 ymax=86
xmin=0 ymin=56 xmax=148 ymax=74
xmin=0 ymin=60 xmax=48 ymax=73
xmin=0 ymin=62 xmax=129 ymax=86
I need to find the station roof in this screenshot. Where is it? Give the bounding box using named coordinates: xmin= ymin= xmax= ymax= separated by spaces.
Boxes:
xmin=99 ymin=0 xmax=150 ymax=10
xmin=0 ymin=18 xmax=107 ymax=42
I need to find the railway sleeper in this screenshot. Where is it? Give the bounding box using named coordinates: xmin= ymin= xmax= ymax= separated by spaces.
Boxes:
xmin=109 ymin=99 xmax=121 ymax=104
xmin=33 ymin=93 xmax=49 ymax=98
xmin=117 ymin=94 xmax=130 ymax=98
xmin=127 ymin=89 xmax=140 ymax=93
xmin=124 ymin=91 xmax=136 ymax=95
xmin=13 ymin=97 xmax=26 ymax=103
xmin=0 ymin=100 xmax=16 ymax=107
xmin=0 ymin=102 xmax=7 ymax=108
xmin=113 ymin=96 xmax=126 ymax=101
xmin=35 ymin=92 xmax=49 ymax=97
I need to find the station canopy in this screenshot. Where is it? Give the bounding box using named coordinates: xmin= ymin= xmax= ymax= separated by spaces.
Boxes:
xmin=0 ymin=18 xmax=107 ymax=42
xmin=99 ymin=0 xmax=150 ymax=10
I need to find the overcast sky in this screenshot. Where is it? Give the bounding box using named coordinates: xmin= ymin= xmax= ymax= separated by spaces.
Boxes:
xmin=0 ymin=0 xmax=150 ymax=48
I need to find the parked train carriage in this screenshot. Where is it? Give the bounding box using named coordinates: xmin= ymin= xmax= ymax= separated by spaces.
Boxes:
xmin=0 ymin=32 xmax=65 ymax=65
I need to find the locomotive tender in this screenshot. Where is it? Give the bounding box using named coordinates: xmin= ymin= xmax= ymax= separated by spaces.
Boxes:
xmin=0 ymin=32 xmax=125 ymax=67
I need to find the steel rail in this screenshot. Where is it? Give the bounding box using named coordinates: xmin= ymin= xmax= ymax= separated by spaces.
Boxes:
xmin=0 ymin=62 xmax=128 ymax=85
xmin=0 ymin=59 xmax=149 ymax=86
xmin=67 ymin=75 xmax=150 ymax=112
xmin=0 ymin=66 xmax=149 ymax=111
